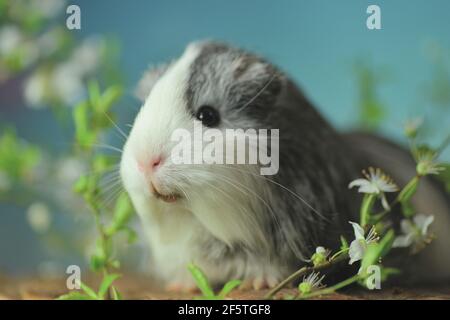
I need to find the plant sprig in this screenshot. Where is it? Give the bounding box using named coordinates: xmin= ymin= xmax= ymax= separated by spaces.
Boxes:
xmin=57 ymin=80 xmax=134 ymax=300
xmin=57 ymin=273 xmax=122 ymax=300
xmin=188 ymin=264 xmax=241 ymax=300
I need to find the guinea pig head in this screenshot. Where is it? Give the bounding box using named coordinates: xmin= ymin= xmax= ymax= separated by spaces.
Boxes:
xmin=121 ymin=41 xmax=284 ymax=249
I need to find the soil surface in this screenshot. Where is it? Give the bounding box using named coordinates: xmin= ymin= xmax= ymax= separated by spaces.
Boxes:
xmin=1 ymin=274 xmax=450 ymax=300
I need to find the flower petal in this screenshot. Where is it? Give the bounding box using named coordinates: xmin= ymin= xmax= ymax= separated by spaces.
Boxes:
xmin=377 ymin=180 xmax=399 ymax=193
xmin=400 ymin=219 xmax=414 ymax=235
xmin=316 ymin=246 xmax=326 ymax=254
xmin=348 ymin=179 xmax=369 ymax=189
xmin=348 ymin=239 xmax=365 ymax=264
xmin=358 ymin=183 xmax=379 ymax=194
xmin=414 ymin=214 xmax=434 ymax=236
xmin=380 ymin=194 xmax=390 ymax=211
xmin=349 ymin=221 xmax=365 ymax=240
xmin=392 ymin=234 xmax=414 ymax=248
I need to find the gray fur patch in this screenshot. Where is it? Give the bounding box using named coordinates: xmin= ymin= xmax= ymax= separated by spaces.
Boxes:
xmin=185 ymin=41 xmax=283 ymax=128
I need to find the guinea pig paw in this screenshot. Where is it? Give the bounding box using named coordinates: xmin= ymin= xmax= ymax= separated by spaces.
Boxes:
xmin=238 ymin=279 xmax=254 ymax=291
xmin=238 ymin=275 xmax=279 ymax=291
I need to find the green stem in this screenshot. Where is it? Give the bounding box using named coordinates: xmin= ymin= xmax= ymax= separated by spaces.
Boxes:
xmin=329 ymin=247 xmax=349 ymax=261
xmin=264 ymin=252 xmax=348 ymax=299
xmin=86 ymin=176 xmax=114 ymax=300
xmin=360 ymin=194 xmax=376 ymax=227
xmin=296 ymin=275 xmax=360 ymax=300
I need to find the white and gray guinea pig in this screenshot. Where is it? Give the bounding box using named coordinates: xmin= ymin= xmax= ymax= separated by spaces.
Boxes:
xmin=121 ymin=40 xmax=450 ymax=290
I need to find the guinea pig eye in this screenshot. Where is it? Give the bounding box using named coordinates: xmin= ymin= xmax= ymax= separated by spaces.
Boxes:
xmin=196 ymin=105 xmax=220 ymax=127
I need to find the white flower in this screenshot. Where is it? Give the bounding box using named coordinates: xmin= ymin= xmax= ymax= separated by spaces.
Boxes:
xmin=71 ymin=37 xmax=103 ymax=75
xmin=26 ymin=202 xmax=51 ymax=233
xmin=393 ymin=214 xmax=434 ymax=249
xmin=24 ymin=71 xmax=48 ymax=108
xmin=57 ymin=157 xmax=86 ymax=185
xmin=0 ymin=25 xmax=23 ymax=55
xmin=298 ymin=272 xmax=325 ymax=294
xmin=51 ymin=62 xmax=85 ymax=106
xmin=349 ymin=167 xmax=398 ymax=210
xmin=348 ymin=221 xmax=379 ymax=265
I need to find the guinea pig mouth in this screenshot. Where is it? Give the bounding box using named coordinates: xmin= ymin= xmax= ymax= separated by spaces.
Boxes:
xmin=154 ymin=190 xmax=181 ymax=203
xmin=148 ymin=180 xmax=181 ymax=203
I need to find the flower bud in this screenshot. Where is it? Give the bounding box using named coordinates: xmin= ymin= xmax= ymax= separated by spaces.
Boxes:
xmin=298 ymin=281 xmax=312 ymax=295
xmin=311 ymin=246 xmax=329 ymax=267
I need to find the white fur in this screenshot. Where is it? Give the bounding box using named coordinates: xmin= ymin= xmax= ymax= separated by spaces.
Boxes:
xmin=121 ymin=43 xmax=278 ymax=287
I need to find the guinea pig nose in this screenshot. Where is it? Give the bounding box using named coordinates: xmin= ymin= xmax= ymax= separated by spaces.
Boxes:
xmin=137 ymin=156 xmax=163 ymax=173
xmin=151 ymin=156 xmax=162 ymax=170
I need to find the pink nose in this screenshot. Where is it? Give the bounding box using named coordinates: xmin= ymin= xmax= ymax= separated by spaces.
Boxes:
xmin=138 ymin=156 xmax=163 ymax=173
xmin=152 ymin=156 xmax=162 ymax=170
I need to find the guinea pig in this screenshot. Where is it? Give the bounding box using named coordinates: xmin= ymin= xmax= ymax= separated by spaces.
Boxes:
xmin=121 ymin=40 xmax=450 ymax=290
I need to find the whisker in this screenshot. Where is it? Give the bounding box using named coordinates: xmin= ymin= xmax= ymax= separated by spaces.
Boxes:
xmin=101 ymin=185 xmax=124 ymax=209
xmin=90 ymin=143 xmax=123 ymax=154
xmin=179 ymin=167 xmax=282 ymax=231
xmin=102 ymin=111 xmax=129 ymax=141
xmin=218 ymin=165 xmax=329 ymax=222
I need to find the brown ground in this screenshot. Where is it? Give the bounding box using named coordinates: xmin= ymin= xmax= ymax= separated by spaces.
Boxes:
xmin=1 ymin=274 xmax=450 ymax=300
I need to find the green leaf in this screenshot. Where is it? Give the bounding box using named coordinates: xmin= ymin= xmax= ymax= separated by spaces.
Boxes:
xmin=73 ymin=175 xmax=88 ymax=194
xmin=340 ymin=236 xmax=349 ymax=250
xmin=398 ymin=177 xmax=419 ymax=201
xmin=106 ymin=193 xmax=134 ymax=235
xmin=56 ymin=291 xmax=95 ymax=300
xmin=98 ymin=85 xmax=123 ymax=113
xmin=73 ymin=101 xmax=95 ymax=147
xmin=80 ymin=281 xmax=99 ymax=300
xmin=360 ymin=194 xmax=376 ymax=227
xmin=93 ymin=154 xmax=115 ymax=173
xmin=90 ymin=237 xmax=109 ymax=272
xmin=377 ymin=229 xmax=395 ymax=258
xmin=98 ymin=273 xmax=121 ymax=299
xmin=436 ymin=163 xmax=450 ymax=193
xmin=90 ymin=254 xmax=106 ymax=272
xmin=187 ymin=263 xmax=215 ymax=298
xmin=110 ymin=259 xmax=121 ymax=269
xmin=380 ymin=267 xmax=401 ymax=282
xmin=0 ymin=127 xmax=41 ymax=180
xmin=218 ymin=279 xmax=241 ymax=298
xmin=88 ymin=80 xmax=101 ymax=109
xmin=111 ymin=286 xmax=122 ymax=300
xmin=398 ymin=177 xmax=419 ymax=218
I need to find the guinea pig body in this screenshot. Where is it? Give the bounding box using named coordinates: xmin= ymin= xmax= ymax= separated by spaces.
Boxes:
xmin=121 ymin=41 xmax=450 ymax=290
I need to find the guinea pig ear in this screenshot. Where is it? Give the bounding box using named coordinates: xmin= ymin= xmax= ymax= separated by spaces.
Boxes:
xmin=134 ymin=63 xmax=172 ymax=101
